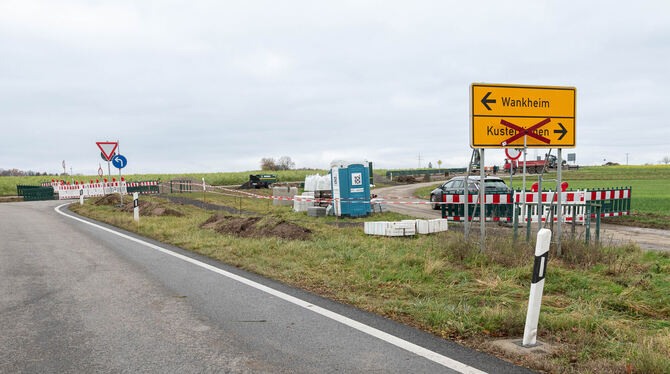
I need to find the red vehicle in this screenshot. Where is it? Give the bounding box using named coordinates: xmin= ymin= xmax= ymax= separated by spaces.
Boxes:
xmin=504 ymin=154 xmax=566 ymax=174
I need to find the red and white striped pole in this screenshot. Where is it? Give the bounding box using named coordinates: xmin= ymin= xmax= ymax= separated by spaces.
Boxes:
xmin=522 ymin=228 xmax=552 ymax=346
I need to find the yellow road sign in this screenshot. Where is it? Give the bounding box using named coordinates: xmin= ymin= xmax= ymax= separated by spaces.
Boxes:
xmin=470 ymin=83 xmax=576 ymax=148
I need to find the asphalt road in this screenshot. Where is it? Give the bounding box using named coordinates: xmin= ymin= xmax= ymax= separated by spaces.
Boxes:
xmin=375 ymin=181 xmax=447 ymax=219
xmin=0 ymin=200 xmax=534 ymax=373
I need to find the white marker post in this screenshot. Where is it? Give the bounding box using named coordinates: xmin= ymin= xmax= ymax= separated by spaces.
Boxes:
xmin=522 ymin=228 xmax=552 ymax=347
xmin=79 ymin=187 xmax=84 ymax=205
xmin=133 ymin=192 xmax=139 ymax=222
xmin=202 ymin=177 xmax=206 ymax=203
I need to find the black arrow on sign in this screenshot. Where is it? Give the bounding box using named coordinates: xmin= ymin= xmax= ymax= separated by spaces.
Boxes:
xmin=481 ymin=92 xmax=496 ymax=110
xmin=554 ymin=123 xmax=567 ymax=140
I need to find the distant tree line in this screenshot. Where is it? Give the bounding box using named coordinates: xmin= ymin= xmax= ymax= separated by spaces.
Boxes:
xmin=260 ymin=156 xmax=295 ymax=171
xmin=0 ymin=168 xmax=55 ymax=177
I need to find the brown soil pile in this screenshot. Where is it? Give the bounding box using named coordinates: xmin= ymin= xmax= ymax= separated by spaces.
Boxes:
xmin=200 ymin=214 xmax=311 ymax=240
xmin=119 ymin=199 xmax=184 ymax=217
xmin=395 ymin=175 xmax=419 ymax=183
xmin=94 ymin=194 xmax=123 ymax=206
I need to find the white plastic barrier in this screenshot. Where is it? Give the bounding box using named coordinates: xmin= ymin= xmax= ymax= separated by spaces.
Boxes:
xmin=293 ymin=192 xmax=315 ymax=212
xmin=304 ymin=174 xmax=318 ymax=192
xmin=514 ymin=189 xmax=631 ymax=224
xmin=364 ymin=219 xmax=448 ymax=236
xmin=304 ymin=174 xmax=332 ymax=192
xmin=416 ymin=219 xmax=450 ymax=234
xmin=57 ymin=181 xmax=129 ymax=200
xmin=93 ymin=183 xmax=103 ymax=197
xmin=273 ymin=186 xmax=297 ymax=207
xmin=57 ymin=185 xmax=80 ymax=200
xmin=515 ymin=190 xmax=585 ymax=224
xmin=370 ymin=198 xmax=387 ymax=213
xmin=316 ymin=175 xmax=331 ymax=191
xmin=364 ymin=221 xmax=416 ymax=236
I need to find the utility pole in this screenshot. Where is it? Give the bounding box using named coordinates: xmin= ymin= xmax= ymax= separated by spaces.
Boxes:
xmin=417 ymin=153 xmax=422 ymax=168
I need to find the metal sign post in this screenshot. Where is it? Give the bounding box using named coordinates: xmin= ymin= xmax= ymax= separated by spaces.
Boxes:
xmin=522 ymin=138 xmax=527 ymax=240
xmin=107 ymin=161 xmax=112 ymax=194
xmin=464 ymin=149 xmax=478 ymax=240
xmin=111 ymin=145 xmax=128 ymax=205
xmin=117 ymin=140 xmax=122 ymax=183
xmin=479 ymin=148 xmax=486 ymax=252
xmin=556 ymin=149 xmax=563 ymax=255
xmin=537 ymin=175 xmax=543 ymax=235
xmin=116 ymin=140 xmax=122 ymax=204
xmin=504 ymin=148 xmax=522 ymax=236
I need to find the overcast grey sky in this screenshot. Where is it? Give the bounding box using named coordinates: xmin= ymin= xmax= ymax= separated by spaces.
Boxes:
xmin=1 ymin=0 xmax=669 ymax=174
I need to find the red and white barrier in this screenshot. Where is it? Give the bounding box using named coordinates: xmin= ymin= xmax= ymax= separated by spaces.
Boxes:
xmin=515 ymin=189 xmax=630 ymax=224
xmin=57 ymin=181 xmax=128 ymax=200
xmin=169 ymin=181 xmax=632 ymax=224
xmin=442 ymin=189 xmax=631 ymax=224
xmin=127 ymin=181 xmax=159 ymax=194
xmin=127 ymin=181 xmax=159 ymax=187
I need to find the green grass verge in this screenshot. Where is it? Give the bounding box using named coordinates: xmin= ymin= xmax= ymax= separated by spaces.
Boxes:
xmin=413 ymin=184 xmax=440 ymax=200
xmin=70 ymin=195 xmax=670 ymax=373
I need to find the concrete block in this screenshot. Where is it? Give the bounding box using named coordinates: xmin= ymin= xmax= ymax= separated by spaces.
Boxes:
xmin=307 ymin=206 xmax=327 ymax=217
xmin=273 ymin=186 xmax=297 ymax=207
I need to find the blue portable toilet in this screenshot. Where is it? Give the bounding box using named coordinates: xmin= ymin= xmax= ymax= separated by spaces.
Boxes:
xmin=330 ymin=160 xmax=371 ymax=217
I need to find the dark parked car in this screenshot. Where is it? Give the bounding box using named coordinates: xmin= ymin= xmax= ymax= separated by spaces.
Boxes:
xmin=430 ymin=176 xmax=510 ymax=210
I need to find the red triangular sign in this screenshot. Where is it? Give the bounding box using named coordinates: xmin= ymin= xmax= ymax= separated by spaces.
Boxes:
xmin=97 ymin=142 xmax=118 ymax=161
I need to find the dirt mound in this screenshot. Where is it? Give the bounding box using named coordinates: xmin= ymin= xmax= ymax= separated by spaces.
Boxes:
xmin=94 ymin=194 xmax=123 ymax=206
xmin=395 ymin=175 xmax=419 ymax=183
xmin=200 ymin=214 xmax=311 ymax=240
xmin=119 ymin=199 xmax=184 ymax=217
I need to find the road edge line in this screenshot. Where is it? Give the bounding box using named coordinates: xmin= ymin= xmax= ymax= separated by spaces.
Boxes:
xmin=55 ymin=203 xmax=486 ymax=374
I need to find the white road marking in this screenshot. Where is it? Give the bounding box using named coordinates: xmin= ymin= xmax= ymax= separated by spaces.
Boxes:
xmin=55 ymin=203 xmax=487 ymax=374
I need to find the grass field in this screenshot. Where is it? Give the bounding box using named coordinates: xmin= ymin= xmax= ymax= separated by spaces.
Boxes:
xmin=0 ymin=169 xmax=400 ymax=196
xmin=70 ymin=192 xmax=670 ymax=373
xmin=0 ymin=169 xmax=327 ymax=196
xmin=413 ymin=165 xmax=670 ymax=228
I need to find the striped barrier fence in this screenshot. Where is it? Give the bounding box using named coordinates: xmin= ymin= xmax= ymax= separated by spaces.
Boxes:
xmin=441 ymin=187 xmax=632 ymax=224
xmin=127 ymin=181 xmax=160 ymax=195
xmin=441 ymin=193 xmax=514 ymax=222
xmin=57 ymin=181 xmax=129 ymax=200
xmin=514 ymin=188 xmax=631 ymax=224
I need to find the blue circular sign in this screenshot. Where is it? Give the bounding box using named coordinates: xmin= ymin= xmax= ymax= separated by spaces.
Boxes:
xmin=112 ymin=154 xmax=127 ymax=169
